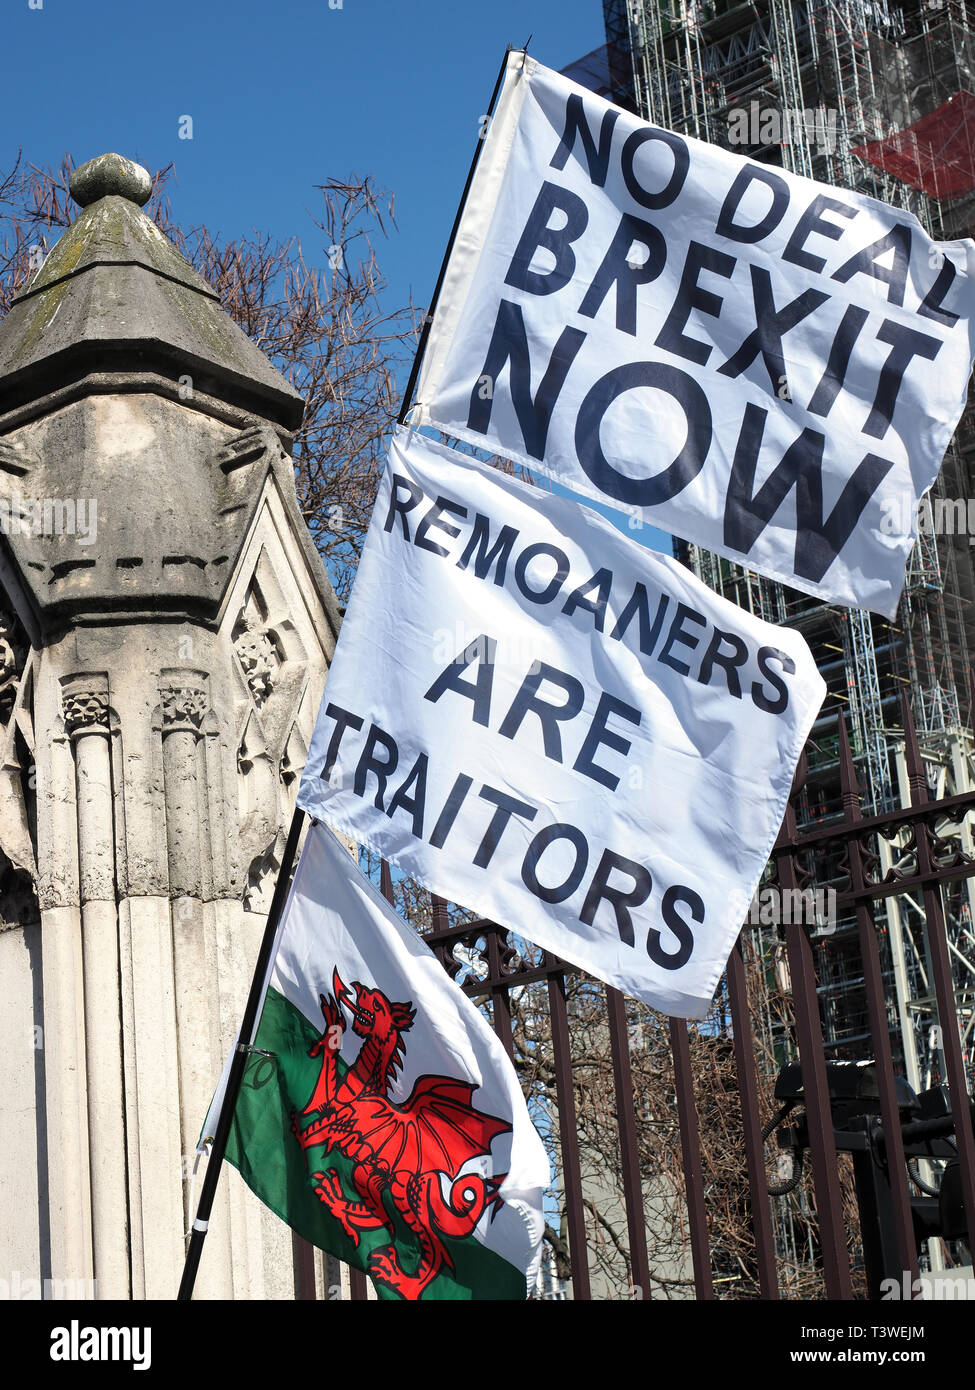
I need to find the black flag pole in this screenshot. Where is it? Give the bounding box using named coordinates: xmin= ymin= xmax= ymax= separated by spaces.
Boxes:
xmin=178 ymin=41 xmax=519 ymax=1301
xmin=177 ymin=806 xmax=305 ymax=1301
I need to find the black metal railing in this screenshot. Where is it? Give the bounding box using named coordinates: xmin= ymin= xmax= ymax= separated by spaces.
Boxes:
xmin=313 ymin=685 xmax=975 ymax=1300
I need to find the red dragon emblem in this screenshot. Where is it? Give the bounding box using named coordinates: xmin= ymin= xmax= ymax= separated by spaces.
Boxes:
xmin=290 ymin=967 xmax=511 ymax=1299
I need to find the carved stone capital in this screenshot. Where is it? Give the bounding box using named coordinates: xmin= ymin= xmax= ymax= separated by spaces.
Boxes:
xmin=159 ymin=685 xmax=208 ymax=733
xmin=62 ymin=687 xmax=110 ymax=737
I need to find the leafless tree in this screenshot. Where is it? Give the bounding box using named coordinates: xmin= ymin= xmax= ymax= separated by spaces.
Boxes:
xmin=504 ymin=927 xmax=866 ymax=1300
xmin=0 ymin=152 xmax=418 ymax=601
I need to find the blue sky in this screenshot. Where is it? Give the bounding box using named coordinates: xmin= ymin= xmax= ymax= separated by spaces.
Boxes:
xmin=1 ymin=0 xmax=602 ymax=345
xmin=1 ymin=0 xmax=670 ymax=551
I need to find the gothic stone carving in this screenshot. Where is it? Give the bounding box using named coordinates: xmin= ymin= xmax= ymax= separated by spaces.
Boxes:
xmin=62 ymin=688 xmax=110 ymax=736
xmin=159 ymin=686 xmax=208 ymax=733
xmin=0 ymin=597 xmax=28 ymax=725
xmin=234 ymin=613 xmax=277 ymax=707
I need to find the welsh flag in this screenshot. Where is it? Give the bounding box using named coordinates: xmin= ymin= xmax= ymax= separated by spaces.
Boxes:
xmin=201 ymin=821 xmax=550 ymax=1300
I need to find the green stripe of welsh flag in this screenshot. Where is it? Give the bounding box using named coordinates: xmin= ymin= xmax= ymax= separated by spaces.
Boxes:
xmin=225 ymin=986 xmax=527 ymax=1301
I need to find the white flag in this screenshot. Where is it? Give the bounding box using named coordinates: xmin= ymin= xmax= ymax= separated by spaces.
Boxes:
xmin=296 ymin=427 xmax=825 ymax=1019
xmin=414 ymin=53 xmax=975 ymax=618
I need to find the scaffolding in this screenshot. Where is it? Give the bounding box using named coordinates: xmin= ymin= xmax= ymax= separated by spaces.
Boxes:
xmin=603 ymin=0 xmax=975 ymax=1204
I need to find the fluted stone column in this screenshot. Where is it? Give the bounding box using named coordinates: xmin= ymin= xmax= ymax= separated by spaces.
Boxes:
xmin=63 ymin=678 xmax=129 ymax=1298
xmin=38 ymin=667 xmax=91 ymax=1296
xmin=160 ymin=680 xmax=208 ymax=898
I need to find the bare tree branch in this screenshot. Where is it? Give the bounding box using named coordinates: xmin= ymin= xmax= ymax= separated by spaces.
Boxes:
xmin=0 ymin=156 xmax=418 ymax=602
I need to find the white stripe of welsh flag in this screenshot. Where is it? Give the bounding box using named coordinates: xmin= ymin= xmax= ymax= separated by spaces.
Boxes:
xmin=201 ymin=821 xmax=550 ymax=1300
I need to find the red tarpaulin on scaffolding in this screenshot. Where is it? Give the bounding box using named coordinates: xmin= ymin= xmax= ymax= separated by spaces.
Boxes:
xmin=853 ymin=90 xmax=975 ymax=201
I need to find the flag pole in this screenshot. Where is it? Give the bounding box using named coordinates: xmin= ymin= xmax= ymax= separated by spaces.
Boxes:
xmin=397 ymin=42 xmax=517 ymax=425
xmin=178 ymin=41 xmax=518 ymax=1301
xmin=177 ymin=806 xmax=305 ymax=1301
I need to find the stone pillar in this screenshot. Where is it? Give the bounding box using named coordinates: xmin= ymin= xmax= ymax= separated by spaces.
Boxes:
xmin=40 ymin=904 xmax=92 ymax=1294
xmin=0 ymin=151 xmax=342 ymax=1301
xmin=38 ymin=664 xmax=92 ymax=1296
xmin=160 ymin=678 xmax=208 ymax=897
xmin=62 ymin=678 xmax=129 ymax=1298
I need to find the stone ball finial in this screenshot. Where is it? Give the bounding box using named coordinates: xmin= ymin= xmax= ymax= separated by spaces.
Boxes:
xmin=69 ymin=153 xmax=153 ymax=209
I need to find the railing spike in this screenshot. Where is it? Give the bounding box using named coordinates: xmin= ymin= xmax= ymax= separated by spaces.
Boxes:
xmin=793 ymin=747 xmax=808 ymax=797
xmin=899 ymin=691 xmax=927 ymax=806
xmin=431 ymin=892 xmax=449 ymax=932
xmin=836 ymin=710 xmax=861 ymax=818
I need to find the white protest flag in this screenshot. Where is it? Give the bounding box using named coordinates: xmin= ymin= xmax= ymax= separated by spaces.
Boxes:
xmin=200 ymin=820 xmax=549 ymax=1301
xmin=296 ymin=427 xmax=826 ymax=1019
xmin=413 ymin=53 xmax=975 ymax=618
